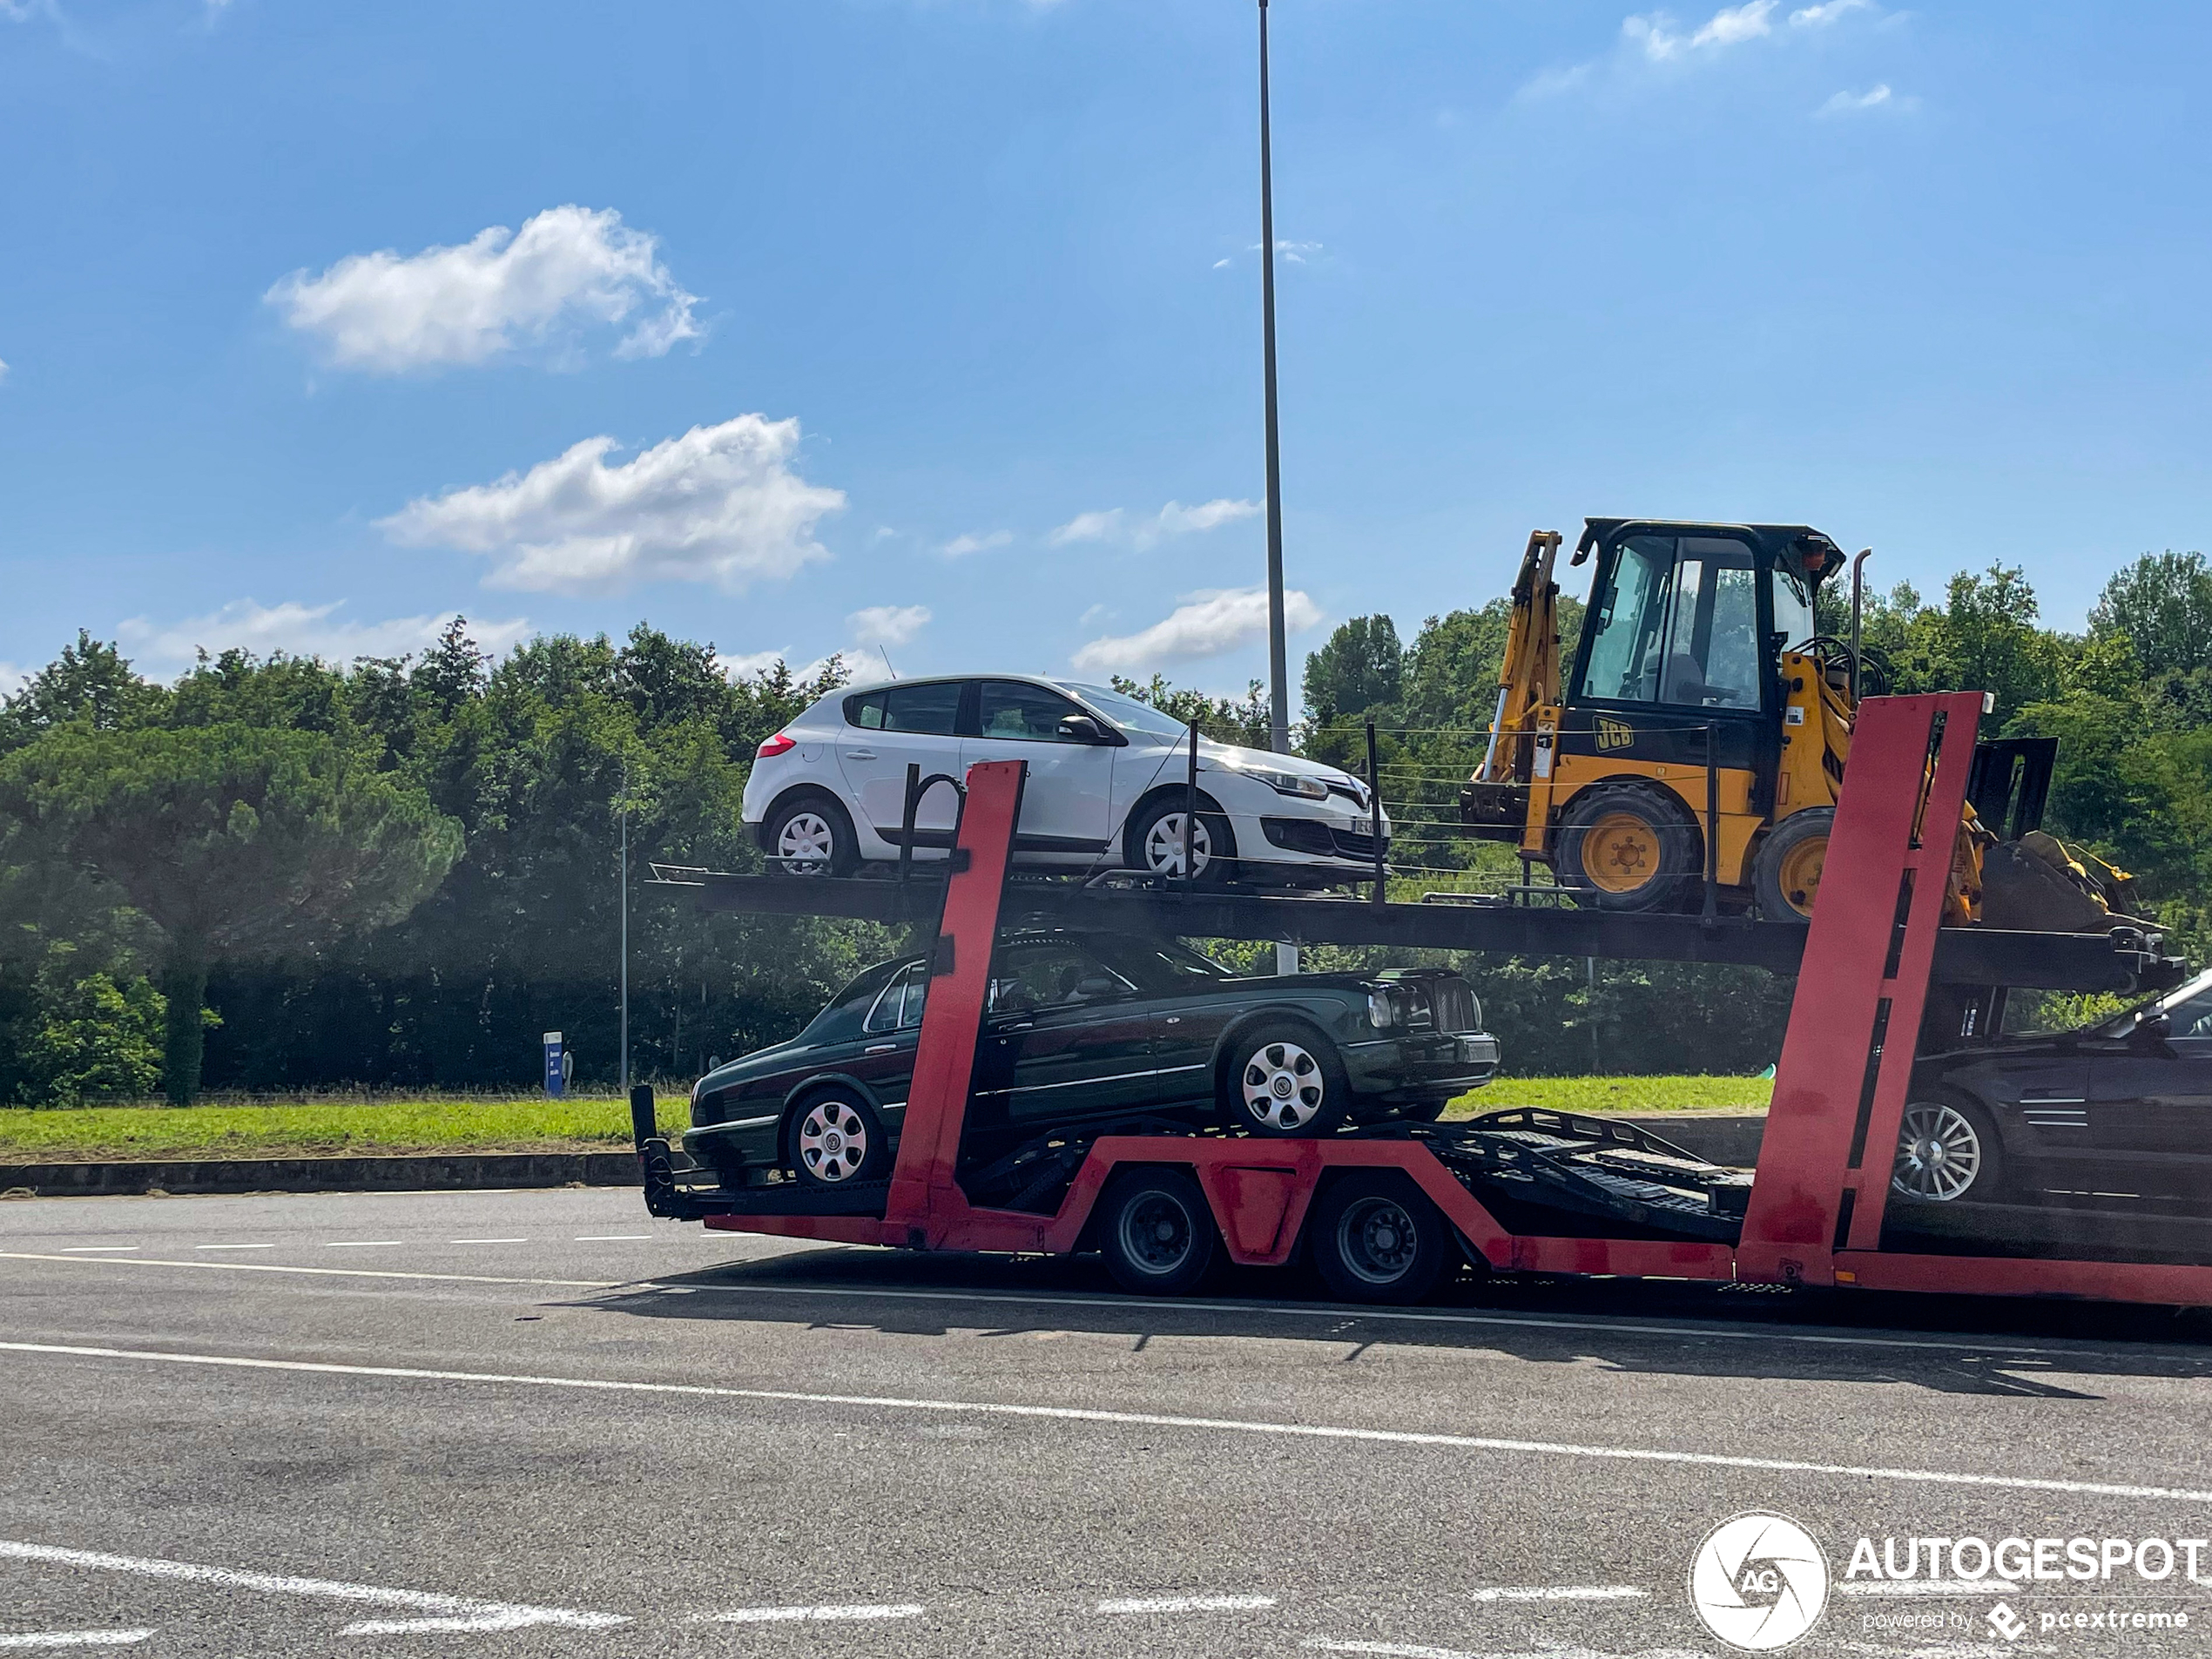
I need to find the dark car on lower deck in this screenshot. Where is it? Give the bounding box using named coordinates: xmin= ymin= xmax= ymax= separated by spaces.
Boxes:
xmin=685 ymin=931 xmax=1499 ymax=1190
xmin=1895 ymin=968 xmax=2212 ymax=1216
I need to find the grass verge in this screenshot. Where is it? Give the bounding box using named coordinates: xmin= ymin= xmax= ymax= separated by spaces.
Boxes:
xmin=0 ymin=1076 xmax=1768 ymax=1163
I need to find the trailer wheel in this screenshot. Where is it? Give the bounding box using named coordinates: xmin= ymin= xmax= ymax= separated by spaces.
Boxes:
xmin=1223 ymin=1022 xmax=1349 ymax=1137
xmin=1891 ymin=1091 xmax=2006 ymax=1204
xmin=1554 ymin=783 xmax=1699 ymax=914
xmin=785 ymin=1088 xmax=888 ymax=1188
xmin=1754 ymin=806 xmax=1834 ymax=922
xmin=1098 ymin=1167 xmax=1217 ymax=1296
xmin=1310 ymin=1171 xmax=1450 ymax=1305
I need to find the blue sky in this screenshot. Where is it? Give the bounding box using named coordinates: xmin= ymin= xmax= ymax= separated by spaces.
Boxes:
xmin=1 ymin=0 xmax=2207 ymax=698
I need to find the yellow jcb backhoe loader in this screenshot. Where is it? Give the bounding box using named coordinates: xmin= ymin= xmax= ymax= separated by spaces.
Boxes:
xmin=1459 ymin=518 xmax=2136 ymax=929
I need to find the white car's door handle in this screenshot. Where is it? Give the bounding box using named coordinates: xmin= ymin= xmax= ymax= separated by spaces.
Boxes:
xmin=847 ymin=748 xmax=877 ymax=759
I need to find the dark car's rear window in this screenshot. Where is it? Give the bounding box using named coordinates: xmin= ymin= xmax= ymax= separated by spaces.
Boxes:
xmin=802 ymin=959 xmax=915 ymax=1041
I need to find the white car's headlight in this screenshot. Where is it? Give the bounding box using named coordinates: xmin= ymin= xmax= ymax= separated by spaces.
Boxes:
xmin=1226 ymin=762 xmax=1328 ymax=800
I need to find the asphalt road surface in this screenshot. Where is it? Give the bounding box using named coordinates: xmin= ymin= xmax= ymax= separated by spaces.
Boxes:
xmin=4 ymin=1185 xmax=2212 ymax=1658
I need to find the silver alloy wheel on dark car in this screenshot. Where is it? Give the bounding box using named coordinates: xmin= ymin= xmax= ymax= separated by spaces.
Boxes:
xmin=1240 ymin=1038 xmax=1325 ymax=1131
xmin=794 ymin=1095 xmax=873 ymax=1184
xmin=1892 ymin=1099 xmax=1985 ymax=1202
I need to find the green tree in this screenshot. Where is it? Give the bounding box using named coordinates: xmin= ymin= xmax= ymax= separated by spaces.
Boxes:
xmin=22 ymin=942 xmax=167 ymax=1104
xmin=1303 ymin=616 xmax=1403 ymax=724
xmin=2091 ymin=551 xmax=2212 ymax=678
xmin=0 ymin=724 xmax=463 ymax=1102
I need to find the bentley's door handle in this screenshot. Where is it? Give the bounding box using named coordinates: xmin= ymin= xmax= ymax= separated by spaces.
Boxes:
xmin=864 ymin=1043 xmax=897 ymax=1055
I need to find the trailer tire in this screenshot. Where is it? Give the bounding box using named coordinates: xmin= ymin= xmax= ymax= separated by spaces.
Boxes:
xmin=1754 ymin=806 xmax=1834 ymax=923
xmin=1098 ymin=1167 xmax=1218 ymax=1296
xmin=1310 ymin=1170 xmax=1451 ymax=1305
xmin=1221 ymin=1021 xmax=1350 ymax=1137
xmin=784 ymin=1087 xmax=889 ymax=1189
xmin=1555 ymin=783 xmax=1701 ymax=914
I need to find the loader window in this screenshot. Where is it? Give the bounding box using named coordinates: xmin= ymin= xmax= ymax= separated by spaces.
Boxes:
xmin=1578 ymin=536 xmax=1676 ymax=704
xmin=1658 ymin=542 xmax=1759 ymax=711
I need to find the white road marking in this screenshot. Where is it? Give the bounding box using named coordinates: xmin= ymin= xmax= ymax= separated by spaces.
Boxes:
xmin=192 ymin=1244 xmax=273 ymax=1251
xmin=57 ymin=1248 xmax=138 ymax=1254
xmin=0 ymin=1540 xmax=624 ymax=1632
xmin=3 ymin=1340 xmax=2205 ymax=1506
xmin=0 ymin=1635 xmax=154 ymax=1650
xmin=1 ymin=1250 xmax=2189 ymax=1366
xmin=695 ymin=1605 xmax=923 ymax=1624
xmin=574 ymin=1235 xmax=651 ymax=1242
xmin=325 ymin=1242 xmax=403 ymax=1250
xmin=1096 ymin=1595 xmax=1277 ymax=1614
xmin=448 ymin=1238 xmax=528 ymax=1245
xmin=1304 ymin=1641 xmax=1475 ymax=1659
xmin=0 ymin=1251 xmax=605 ymax=1289
xmin=1467 ymin=1586 xmax=1646 ymax=1602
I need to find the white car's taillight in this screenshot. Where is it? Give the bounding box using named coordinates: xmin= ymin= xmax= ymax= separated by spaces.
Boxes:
xmin=757 ymin=732 xmax=797 ymax=759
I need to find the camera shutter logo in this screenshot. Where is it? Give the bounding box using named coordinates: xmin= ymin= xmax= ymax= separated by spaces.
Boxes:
xmin=1687 ymin=1512 xmax=1831 ymax=1650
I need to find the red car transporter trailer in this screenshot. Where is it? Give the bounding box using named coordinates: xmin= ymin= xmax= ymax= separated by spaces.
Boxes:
xmin=634 ymin=692 xmax=2212 ymax=1309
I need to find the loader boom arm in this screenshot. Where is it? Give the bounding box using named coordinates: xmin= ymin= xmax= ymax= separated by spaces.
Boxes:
xmin=1474 ymin=529 xmax=1565 ymax=786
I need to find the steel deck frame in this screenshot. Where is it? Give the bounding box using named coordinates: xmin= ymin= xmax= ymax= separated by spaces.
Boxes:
xmin=645 ymin=694 xmax=2212 ymax=1306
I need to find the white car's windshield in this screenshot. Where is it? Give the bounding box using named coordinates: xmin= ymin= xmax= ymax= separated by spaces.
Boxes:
xmin=1061 ymin=682 xmax=1190 ymax=742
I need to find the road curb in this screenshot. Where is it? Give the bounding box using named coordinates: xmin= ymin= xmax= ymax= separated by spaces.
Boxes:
xmin=0 ymin=1151 xmax=644 ymax=1198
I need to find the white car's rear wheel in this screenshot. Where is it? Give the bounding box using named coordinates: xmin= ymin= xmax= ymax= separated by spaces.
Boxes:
xmin=765 ymin=792 xmax=859 ymax=878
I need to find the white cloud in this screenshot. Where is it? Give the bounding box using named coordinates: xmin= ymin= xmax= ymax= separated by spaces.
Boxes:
xmin=0 ymin=663 xmax=25 ymax=697
xmin=941 ymin=529 xmax=1013 ymax=557
xmin=116 ymin=600 xmax=530 ymax=674
xmin=1050 ymin=509 xmax=1125 ymax=547
xmin=379 ymin=414 xmax=846 ymax=597
xmin=1623 ymin=0 xmax=1776 ymax=62
xmin=266 ymin=205 xmax=700 ymax=374
xmin=716 ymin=648 xmax=791 ymax=681
xmin=1071 ymin=587 xmax=1322 ymax=675
xmin=1049 ymin=498 xmax=1260 ymax=552
xmin=1791 ymin=0 xmax=1871 ymax=24
xmin=847 ymin=604 xmax=931 ymax=649
xmin=0 ymin=358 xmax=10 ymax=381
xmin=1819 ymin=82 xmax=1911 ymax=113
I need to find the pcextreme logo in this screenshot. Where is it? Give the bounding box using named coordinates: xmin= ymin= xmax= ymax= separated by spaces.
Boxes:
xmin=1688 ymin=1511 xmax=1831 ymax=1651
xmin=1595 ymin=716 xmax=1635 ymax=752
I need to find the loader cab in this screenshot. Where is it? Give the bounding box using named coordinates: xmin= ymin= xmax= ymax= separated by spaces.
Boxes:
xmin=1562 ymin=519 xmax=1838 ymax=806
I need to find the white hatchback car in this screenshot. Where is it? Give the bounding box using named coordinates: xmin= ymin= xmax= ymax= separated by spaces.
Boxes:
xmin=742 ymin=674 xmax=1390 ymax=887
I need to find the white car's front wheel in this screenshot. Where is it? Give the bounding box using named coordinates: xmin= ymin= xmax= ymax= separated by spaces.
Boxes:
xmin=1129 ymin=797 xmax=1236 ymax=887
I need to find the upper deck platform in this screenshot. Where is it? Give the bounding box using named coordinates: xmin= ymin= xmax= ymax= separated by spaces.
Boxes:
xmin=649 ymin=866 xmax=2183 ymax=994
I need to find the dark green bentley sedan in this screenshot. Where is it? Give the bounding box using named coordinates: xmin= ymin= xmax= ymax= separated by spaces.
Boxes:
xmin=685 ymin=931 xmax=1499 ymax=1190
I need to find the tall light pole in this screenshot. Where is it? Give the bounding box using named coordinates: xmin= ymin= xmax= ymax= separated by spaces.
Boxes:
xmin=1258 ymin=0 xmax=1291 ymax=758
xmin=618 ymin=760 xmax=630 ymax=1099
xmin=1258 ymin=0 xmax=1298 ymax=976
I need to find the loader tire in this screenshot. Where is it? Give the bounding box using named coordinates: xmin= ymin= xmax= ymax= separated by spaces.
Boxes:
xmin=1555 ymin=784 xmax=1700 ymax=914
xmin=1755 ymin=807 xmax=1834 ymax=923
